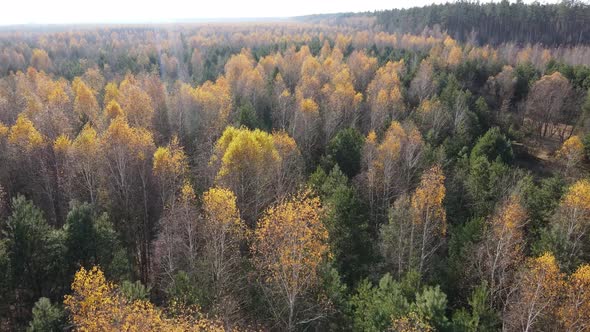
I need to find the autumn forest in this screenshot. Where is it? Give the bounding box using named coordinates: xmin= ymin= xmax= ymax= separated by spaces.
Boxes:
xmin=1 ymin=1 xmax=590 ymax=331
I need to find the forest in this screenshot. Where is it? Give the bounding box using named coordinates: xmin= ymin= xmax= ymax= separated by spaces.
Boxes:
xmin=1 ymin=1 xmax=590 ymax=331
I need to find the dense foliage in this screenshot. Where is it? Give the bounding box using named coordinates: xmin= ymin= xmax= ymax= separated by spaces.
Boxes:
xmin=1 ymin=4 xmax=590 ymax=331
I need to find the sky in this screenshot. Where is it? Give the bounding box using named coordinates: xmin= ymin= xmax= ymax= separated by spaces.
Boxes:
xmin=0 ymin=0 xmax=560 ymax=25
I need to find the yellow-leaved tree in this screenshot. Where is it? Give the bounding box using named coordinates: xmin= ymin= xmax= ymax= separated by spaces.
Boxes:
xmin=475 ymin=196 xmax=527 ymax=309
xmin=211 ymin=126 xmax=302 ymax=224
xmin=252 ymin=190 xmax=329 ymax=331
xmin=362 ymin=121 xmax=424 ymax=222
xmin=201 ymin=187 xmax=246 ymax=327
xmin=505 ymin=252 xmax=563 ymax=332
xmin=64 ymin=266 xmax=224 ymax=331
xmin=71 ymin=124 xmax=101 ymax=205
xmin=558 ymin=264 xmax=590 ymax=331
xmin=153 ymin=136 xmax=188 ymax=210
xmin=556 ymin=135 xmax=585 ymax=176
xmin=380 ymin=164 xmax=446 ymax=278
xmin=73 ymin=78 xmax=100 ymax=126
xmin=548 ymin=179 xmax=590 ymax=269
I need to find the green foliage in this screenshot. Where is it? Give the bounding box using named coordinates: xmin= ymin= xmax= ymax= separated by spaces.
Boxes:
xmin=64 ymin=202 xmax=126 ymax=280
xmin=349 ymin=274 xmax=409 ymax=332
xmin=514 ymin=63 xmax=539 ymax=101
xmin=121 ymin=280 xmax=151 ymax=301
xmin=470 ymin=127 xmax=513 ymax=165
xmin=521 ymin=175 xmax=565 ymax=241
xmin=465 ymin=151 xmax=527 ymax=219
xmin=27 ymin=297 xmax=65 ymax=332
xmin=411 ymin=286 xmax=449 ymax=330
xmin=4 ymin=196 xmax=66 ymax=303
xmin=451 ymin=283 xmax=499 ymax=332
xmin=319 ymin=264 xmax=350 ymax=330
xmin=313 ymin=166 xmax=373 ymax=285
xmin=323 ymin=128 xmax=365 ymax=178
xmin=237 ymin=101 xmax=262 ymax=130
xmin=444 ymin=217 xmax=485 ymax=303
xmin=349 ymin=273 xmax=451 ymax=332
xmin=166 ymin=271 xmax=207 ymax=307
xmin=0 ymin=239 xmax=12 ymax=310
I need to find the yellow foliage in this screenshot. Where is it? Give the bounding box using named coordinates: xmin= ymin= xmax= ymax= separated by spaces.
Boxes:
xmin=300 ymin=98 xmax=319 ymax=115
xmin=253 ymin=189 xmax=329 ymax=292
xmin=47 ymin=85 xmax=70 ymax=108
xmin=0 ymin=122 xmax=8 ymax=138
xmin=53 ymin=134 xmax=72 ymax=154
xmin=492 ymin=197 xmax=527 ymax=237
xmin=104 ymin=82 xmax=120 ymax=105
xmin=557 ymin=135 xmax=584 ymax=168
xmin=558 ymin=264 xmax=590 ymax=331
xmin=73 ymin=124 xmax=99 ymax=155
xmin=213 ymin=126 xmax=280 ymax=180
xmin=521 ymin=252 xmax=563 ymax=306
xmin=64 ymin=266 xmax=225 ymax=331
xmin=153 ymin=137 xmax=188 ymax=179
xmin=180 ymin=180 xmax=196 ymax=203
xmin=563 ymin=179 xmax=590 ymax=211
xmin=8 ymin=114 xmax=44 ymax=149
xmin=447 ymin=46 xmax=463 ymax=67
xmin=104 ymin=100 xmax=124 ymax=120
xmin=202 ymin=187 xmax=244 ymax=237
xmin=73 ymin=78 xmax=100 ymax=124
xmin=411 ymin=165 xmax=446 ymax=234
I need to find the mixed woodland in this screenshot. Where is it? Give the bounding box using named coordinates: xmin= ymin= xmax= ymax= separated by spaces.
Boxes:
xmin=1 ymin=1 xmax=590 ymax=331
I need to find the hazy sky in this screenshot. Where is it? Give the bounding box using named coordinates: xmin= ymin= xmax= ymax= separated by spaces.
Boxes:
xmin=0 ymin=0 xmax=560 ymax=25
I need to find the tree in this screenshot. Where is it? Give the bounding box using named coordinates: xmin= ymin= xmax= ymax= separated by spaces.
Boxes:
xmin=505 ymin=253 xmax=563 ymax=332
xmin=101 ymin=115 xmax=156 ymax=282
xmin=324 ymin=127 xmax=364 ymax=178
xmin=557 ymin=264 xmax=590 ymax=331
xmin=526 ymin=72 xmax=573 ymax=138
xmin=556 ymin=135 xmax=584 ymax=176
xmin=103 ymin=100 xmax=124 ymax=122
xmin=349 ymin=274 xmax=409 ymax=332
xmin=152 ymin=182 xmax=200 ymax=298
xmin=8 ymin=114 xmax=44 ymax=150
xmin=118 ymin=75 xmax=154 ymax=128
xmin=200 ymin=187 xmax=246 ymax=327
xmin=310 ymin=166 xmax=373 ymax=285
xmin=70 ymin=124 xmax=101 ymax=205
xmin=347 ymin=50 xmax=378 ymax=92
xmin=30 ymin=49 xmax=51 ymax=72
xmin=361 ymin=122 xmax=424 ymax=223
xmin=416 ymin=96 xmax=453 ymax=145
xmin=485 ymin=65 xmax=516 ymax=118
xmin=64 ymin=266 xmax=224 ymax=331
xmin=470 ymin=127 xmax=514 ymax=165
xmin=252 ymin=190 xmax=329 ymax=331
xmin=4 ymin=196 xmax=65 ymax=308
xmin=320 ymin=67 xmax=362 ymax=143
xmin=544 ymin=179 xmax=590 ymax=270
xmin=72 ymin=78 xmax=99 ymax=126
xmin=474 ymin=196 xmax=527 ymax=309
xmin=211 ymin=126 xmax=302 ymax=224
xmin=152 ymin=136 xmax=188 ymax=209
xmin=409 ymin=59 xmax=437 ymax=103
xmin=291 ymin=96 xmax=321 ymax=167
xmin=366 ymin=60 xmax=405 ymax=131
xmin=380 ymin=165 xmax=446 ymax=277
xmin=27 ymin=297 xmax=64 ymax=332
xmin=410 ymin=165 xmax=446 ymax=275
xmin=64 ymin=202 xmax=126 ymax=280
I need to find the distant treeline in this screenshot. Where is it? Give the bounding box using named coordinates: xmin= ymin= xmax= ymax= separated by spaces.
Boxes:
xmin=375 ymin=1 xmax=590 ymax=46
